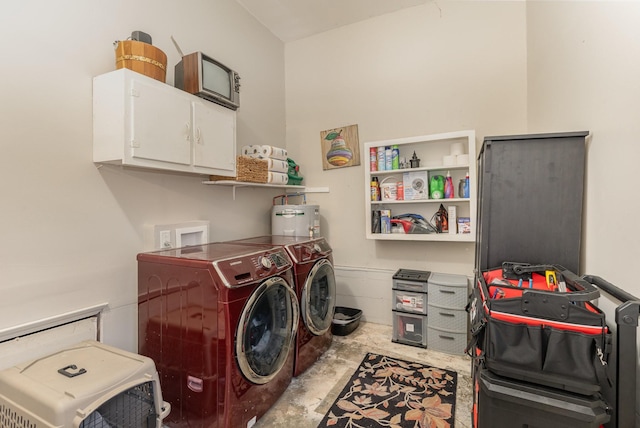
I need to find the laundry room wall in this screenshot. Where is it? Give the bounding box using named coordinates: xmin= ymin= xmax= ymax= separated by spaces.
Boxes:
xmin=526 ymin=4 xmax=640 ymax=422
xmin=0 ymin=0 xmax=286 ymax=360
xmin=284 ymin=1 xmax=528 ymax=319
xmin=526 ymin=1 xmax=640 ymax=299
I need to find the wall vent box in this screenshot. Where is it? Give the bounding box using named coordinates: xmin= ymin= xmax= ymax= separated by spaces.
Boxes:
xmin=0 ymin=340 xmax=170 ymax=427
xmin=144 ymin=220 xmax=209 ymax=250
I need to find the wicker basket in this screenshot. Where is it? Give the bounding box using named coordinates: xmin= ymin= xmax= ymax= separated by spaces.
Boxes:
xmin=115 ymin=40 xmax=167 ymax=82
xmin=209 ymin=156 xmax=269 ymax=183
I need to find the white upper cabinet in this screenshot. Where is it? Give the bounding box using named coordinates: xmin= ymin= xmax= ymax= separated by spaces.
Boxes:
xmin=93 ymin=68 xmax=236 ymax=177
xmin=129 ymin=76 xmax=192 ymax=166
xmin=192 ymin=101 xmax=235 ymax=171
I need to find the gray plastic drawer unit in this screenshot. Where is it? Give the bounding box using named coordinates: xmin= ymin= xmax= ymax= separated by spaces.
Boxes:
xmin=392 ymin=269 xmax=430 ymax=293
xmin=428 ymin=272 xmax=468 ymax=309
xmin=393 ymin=289 xmax=428 ymax=314
xmin=427 ymin=272 xmax=469 ymax=355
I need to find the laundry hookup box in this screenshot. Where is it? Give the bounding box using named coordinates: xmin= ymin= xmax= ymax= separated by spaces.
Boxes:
xmin=0 ymin=340 xmax=170 ymax=427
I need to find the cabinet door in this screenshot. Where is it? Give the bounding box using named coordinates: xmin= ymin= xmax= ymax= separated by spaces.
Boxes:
xmin=192 ymin=101 xmax=236 ymax=173
xmin=130 ymin=78 xmax=192 ymax=165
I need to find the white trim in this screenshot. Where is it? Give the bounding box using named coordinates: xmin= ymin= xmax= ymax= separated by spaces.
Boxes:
xmin=0 ymin=303 xmax=109 ymax=343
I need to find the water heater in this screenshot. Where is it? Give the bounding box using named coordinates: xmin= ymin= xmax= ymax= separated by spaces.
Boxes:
xmin=272 ymin=205 xmax=319 ymax=237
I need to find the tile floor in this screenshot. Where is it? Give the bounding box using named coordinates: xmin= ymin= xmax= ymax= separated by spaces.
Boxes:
xmin=255 ymin=322 xmax=472 ymax=427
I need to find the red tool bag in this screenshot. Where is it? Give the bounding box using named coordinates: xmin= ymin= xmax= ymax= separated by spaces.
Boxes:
xmin=467 ymin=262 xmax=612 ymax=396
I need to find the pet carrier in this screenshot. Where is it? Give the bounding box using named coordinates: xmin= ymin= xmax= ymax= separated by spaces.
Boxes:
xmin=0 ymin=340 xmax=170 ymax=428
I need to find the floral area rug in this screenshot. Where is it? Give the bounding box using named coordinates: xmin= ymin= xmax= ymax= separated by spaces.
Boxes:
xmin=318 ymin=353 xmax=457 ymax=428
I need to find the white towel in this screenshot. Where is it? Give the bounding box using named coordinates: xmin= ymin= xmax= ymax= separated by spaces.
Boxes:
xmin=241 ymin=145 xmax=260 ymax=156
xmin=241 ymin=145 xmax=288 ymax=160
xmin=267 ymin=172 xmax=289 ymax=184
xmin=259 ymin=145 xmax=288 ymax=161
xmin=266 ymin=158 xmax=289 ymax=173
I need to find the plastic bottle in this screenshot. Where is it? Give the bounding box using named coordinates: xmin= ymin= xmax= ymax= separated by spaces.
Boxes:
xmin=391 ymin=145 xmax=399 ymax=169
xmin=385 ymin=146 xmax=392 ymax=170
xmin=430 ymin=175 xmax=444 ymax=199
xmin=371 ymin=177 xmax=380 ymax=201
xmin=444 ymin=171 xmax=454 ymax=198
xmin=464 ymin=172 xmax=470 ymax=198
xmin=370 ymin=147 xmax=377 ymax=172
xmin=377 ymin=147 xmax=385 ymax=171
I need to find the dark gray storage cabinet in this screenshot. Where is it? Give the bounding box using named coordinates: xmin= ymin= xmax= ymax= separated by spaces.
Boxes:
xmin=476 ymin=131 xmax=588 ymax=274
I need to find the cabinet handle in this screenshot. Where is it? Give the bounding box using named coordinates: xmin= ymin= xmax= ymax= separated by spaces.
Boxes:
xmin=195 ymin=127 xmax=202 ymax=144
xmin=185 ymin=123 xmax=191 ymax=141
xmin=439 ymin=289 xmax=455 ymax=294
xmin=439 ymin=312 xmax=455 ymax=317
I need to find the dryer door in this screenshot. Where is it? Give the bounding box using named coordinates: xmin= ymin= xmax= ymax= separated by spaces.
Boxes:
xmin=301 ymin=259 xmax=336 ymax=335
xmin=236 ymin=276 xmax=299 ymax=385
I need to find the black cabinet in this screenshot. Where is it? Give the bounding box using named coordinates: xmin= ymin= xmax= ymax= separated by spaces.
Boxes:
xmin=475 ymin=131 xmax=588 ymax=274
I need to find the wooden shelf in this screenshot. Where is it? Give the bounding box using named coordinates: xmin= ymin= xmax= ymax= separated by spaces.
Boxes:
xmin=367 ymin=232 xmax=475 ymax=242
xmin=202 ymin=180 xmax=329 ymax=199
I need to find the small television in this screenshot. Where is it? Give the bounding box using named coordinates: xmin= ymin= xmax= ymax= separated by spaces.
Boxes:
xmin=174 ymin=51 xmax=240 ymax=110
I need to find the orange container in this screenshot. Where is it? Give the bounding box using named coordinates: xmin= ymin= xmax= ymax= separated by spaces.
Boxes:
xmin=114 ymin=40 xmax=167 ymax=82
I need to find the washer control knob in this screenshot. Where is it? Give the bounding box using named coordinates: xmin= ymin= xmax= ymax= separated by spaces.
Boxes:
xmin=313 ymin=244 xmax=322 ymax=253
xmin=260 ymin=256 xmax=272 ymax=269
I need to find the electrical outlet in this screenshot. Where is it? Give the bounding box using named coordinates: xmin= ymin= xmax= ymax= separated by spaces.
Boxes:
xmin=159 ymin=230 xmax=172 ymax=248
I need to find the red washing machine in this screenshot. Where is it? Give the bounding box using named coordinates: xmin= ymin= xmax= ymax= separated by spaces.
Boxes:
xmin=226 ymin=236 xmax=336 ymax=377
xmin=137 ymin=243 xmax=299 ymax=428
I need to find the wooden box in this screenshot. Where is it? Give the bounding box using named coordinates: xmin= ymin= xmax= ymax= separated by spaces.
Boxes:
xmin=115 ymin=40 xmax=167 ymax=83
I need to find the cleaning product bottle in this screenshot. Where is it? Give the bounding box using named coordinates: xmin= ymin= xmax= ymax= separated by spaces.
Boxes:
xmin=371 ymin=177 xmax=380 ymax=201
xmin=464 ymin=171 xmax=470 ymax=198
xmin=444 ymin=171 xmax=454 ymax=198
xmin=370 ymin=147 xmax=377 ymax=172
xmin=385 ymin=146 xmax=392 ymax=170
xmin=391 ymin=145 xmax=399 ymax=170
xmin=377 ymin=146 xmax=385 ymax=171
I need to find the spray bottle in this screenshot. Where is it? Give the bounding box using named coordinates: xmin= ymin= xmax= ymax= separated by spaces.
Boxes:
xmin=464 ymin=171 xmax=470 ymax=198
xmin=391 ymin=145 xmax=399 ymax=169
xmin=371 ymin=177 xmax=380 ymax=201
xmin=444 ymin=171 xmax=454 ymax=198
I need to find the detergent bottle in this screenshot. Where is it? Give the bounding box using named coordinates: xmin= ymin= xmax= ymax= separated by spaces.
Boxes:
xmin=444 ymin=171 xmax=454 ymax=198
xmin=430 ymin=175 xmax=444 ymax=199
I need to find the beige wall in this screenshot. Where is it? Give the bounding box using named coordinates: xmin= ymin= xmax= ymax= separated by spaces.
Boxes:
xmin=0 ymin=0 xmax=285 ymax=352
xmin=527 ymin=1 xmax=640 ymax=298
xmin=285 ymin=1 xmax=527 ymax=277
xmin=3 ymin=0 xmax=638 ymax=360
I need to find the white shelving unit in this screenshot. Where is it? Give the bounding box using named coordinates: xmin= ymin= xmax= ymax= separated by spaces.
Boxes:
xmin=364 ymin=130 xmax=477 ymax=242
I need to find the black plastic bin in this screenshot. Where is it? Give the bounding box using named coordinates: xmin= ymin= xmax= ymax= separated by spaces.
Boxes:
xmin=476 ymin=368 xmax=610 ymax=428
xmin=332 ymin=307 xmax=362 ymax=336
